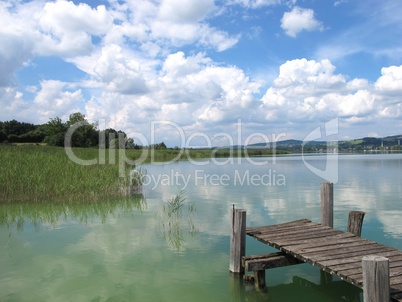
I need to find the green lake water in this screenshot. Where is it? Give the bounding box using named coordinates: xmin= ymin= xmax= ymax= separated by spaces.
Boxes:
xmin=1 ymin=153 xmax=402 ymax=301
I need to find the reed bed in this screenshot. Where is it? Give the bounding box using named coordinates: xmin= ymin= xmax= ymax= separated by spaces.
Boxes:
xmin=0 ymin=145 xmax=138 ymax=203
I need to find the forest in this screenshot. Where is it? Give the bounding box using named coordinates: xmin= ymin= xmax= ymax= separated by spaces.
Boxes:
xmin=0 ymin=112 xmax=146 ymax=149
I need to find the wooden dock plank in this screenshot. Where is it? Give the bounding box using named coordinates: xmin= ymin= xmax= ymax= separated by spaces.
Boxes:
xmin=246 ymin=219 xmax=402 ymax=301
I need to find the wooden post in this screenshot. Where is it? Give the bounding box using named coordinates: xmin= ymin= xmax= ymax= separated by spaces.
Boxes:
xmin=254 ymin=270 xmax=267 ymax=292
xmin=362 ymin=255 xmax=390 ymax=302
xmin=347 ymin=211 xmax=365 ymax=237
xmin=320 ymin=182 xmax=334 ymax=285
xmin=230 ymin=208 xmax=246 ymax=275
xmin=321 ymin=182 xmax=333 ymax=228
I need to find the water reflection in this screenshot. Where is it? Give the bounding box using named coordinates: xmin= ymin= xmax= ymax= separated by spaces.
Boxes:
xmin=230 ymin=274 xmax=362 ymax=302
xmin=154 ymin=190 xmax=198 ymax=252
xmin=1 ymin=154 xmax=401 ymax=302
xmin=0 ymin=195 xmax=146 ymax=229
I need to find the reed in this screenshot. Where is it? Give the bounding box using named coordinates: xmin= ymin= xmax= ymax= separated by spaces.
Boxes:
xmin=0 ymin=145 xmax=139 ymax=203
xmin=155 ymin=190 xmax=197 ymax=252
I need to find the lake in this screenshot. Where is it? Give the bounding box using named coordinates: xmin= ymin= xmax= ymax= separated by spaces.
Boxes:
xmin=1 ymin=153 xmax=402 ymax=301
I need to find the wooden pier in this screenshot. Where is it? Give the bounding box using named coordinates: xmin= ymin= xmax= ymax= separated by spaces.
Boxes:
xmin=230 ymin=183 xmax=402 ymax=302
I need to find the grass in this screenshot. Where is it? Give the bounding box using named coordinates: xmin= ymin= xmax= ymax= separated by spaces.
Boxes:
xmin=0 ymin=145 xmax=142 ymax=203
xmin=155 ymin=190 xmax=197 ymax=252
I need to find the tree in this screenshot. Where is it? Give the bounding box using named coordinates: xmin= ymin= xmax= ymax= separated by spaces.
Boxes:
xmin=0 ymin=130 xmax=7 ymax=142
xmin=2 ymin=119 xmax=36 ymax=136
xmin=43 ymin=117 xmax=67 ymax=146
xmin=65 ymin=112 xmax=98 ymax=147
xmin=99 ymin=128 xmax=119 ymax=148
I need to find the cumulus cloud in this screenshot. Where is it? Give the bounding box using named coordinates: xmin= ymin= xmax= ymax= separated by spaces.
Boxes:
xmin=375 ymin=65 xmax=402 ymax=95
xmin=92 ymin=44 xmax=149 ymax=95
xmin=281 ymin=6 xmax=324 ymax=37
xmin=229 ymin=0 xmax=290 ymax=8
xmin=0 ymin=1 xmax=38 ymax=87
xmin=81 ymin=51 xmax=262 ymax=144
xmin=33 ymin=80 xmax=85 ymax=122
xmin=260 ymin=59 xmax=402 ymax=129
xmin=0 ymin=0 xmax=239 ymax=86
xmin=37 ymin=0 xmax=113 ymax=57
xmin=158 ymin=0 xmax=215 ymax=22
xmin=0 ymin=88 xmax=34 ymax=122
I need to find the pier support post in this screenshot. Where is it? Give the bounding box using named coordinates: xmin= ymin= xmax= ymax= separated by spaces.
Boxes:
xmin=347 ymin=211 xmax=365 ymax=237
xmin=362 ymin=255 xmax=389 ymax=302
xmin=254 ymin=270 xmax=267 ymax=292
xmin=320 ymin=182 xmax=334 ymax=285
xmin=321 ymin=182 xmax=333 ymax=228
xmin=230 ymin=208 xmax=246 ymax=275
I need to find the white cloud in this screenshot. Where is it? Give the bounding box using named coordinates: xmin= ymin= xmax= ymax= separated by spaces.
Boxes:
xmin=93 ymin=44 xmax=149 ymax=95
xmin=229 ymin=0 xmax=286 ymax=8
xmin=33 ymin=80 xmax=85 ymax=122
xmin=281 ymin=6 xmax=324 ymax=37
xmin=0 ymin=1 xmax=38 ymax=87
xmin=375 ymin=65 xmax=402 ymax=95
xmin=260 ymin=58 xmax=401 ymax=130
xmin=39 ymin=1 xmax=112 ymax=36
xmin=37 ymin=0 xmax=113 ymax=57
xmin=158 ymin=0 xmax=215 ymax=22
xmin=0 ymin=88 xmax=33 ymax=122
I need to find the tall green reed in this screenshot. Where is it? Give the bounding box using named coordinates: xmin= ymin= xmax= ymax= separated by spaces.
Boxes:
xmin=0 ymin=145 xmax=141 ymax=203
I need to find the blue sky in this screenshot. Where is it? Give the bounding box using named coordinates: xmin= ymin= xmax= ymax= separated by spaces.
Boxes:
xmin=1 ymin=0 xmax=402 ymax=147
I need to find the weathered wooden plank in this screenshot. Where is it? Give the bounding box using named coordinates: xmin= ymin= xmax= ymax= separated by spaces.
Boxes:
xmin=243 ymin=252 xmax=302 ymax=271
xmin=282 ymin=232 xmax=357 ymax=249
xmin=289 ymin=234 xmax=360 ymax=251
xmin=250 ymin=220 xmax=318 ymax=233
xmin=318 ymin=250 xmax=402 ymax=268
xmin=246 ymin=219 xmax=311 ymax=233
xmin=329 ymin=254 xmax=402 ymax=276
xmin=253 ymin=224 xmax=329 ymax=239
xmin=262 ymin=228 xmax=342 ymax=242
xmin=336 ymin=257 xmax=402 ymax=277
xmin=317 ymin=247 xmax=397 ymax=265
xmin=255 ymin=222 xmax=324 ymax=235
xmin=348 ymin=265 xmax=402 ymax=284
xmin=295 ymin=239 xmax=376 ymax=254
xmin=300 ymin=242 xmax=391 ymax=260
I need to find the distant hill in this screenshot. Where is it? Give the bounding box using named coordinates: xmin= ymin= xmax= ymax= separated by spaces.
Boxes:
xmin=245 ymin=134 xmax=402 ymax=151
xmin=338 ymin=135 xmax=402 ymax=150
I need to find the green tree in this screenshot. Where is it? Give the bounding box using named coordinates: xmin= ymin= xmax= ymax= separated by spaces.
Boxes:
xmin=0 ymin=130 xmax=7 ymax=142
xmin=44 ymin=117 xmax=67 ymax=146
xmin=65 ymin=112 xmax=99 ymax=147
xmin=2 ymin=119 xmax=36 ymax=136
xmin=99 ymin=128 xmax=119 ymax=148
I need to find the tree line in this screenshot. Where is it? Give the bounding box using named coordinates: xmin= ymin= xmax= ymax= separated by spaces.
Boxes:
xmin=0 ymin=112 xmax=155 ymax=149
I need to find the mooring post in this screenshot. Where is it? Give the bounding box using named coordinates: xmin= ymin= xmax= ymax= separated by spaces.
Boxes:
xmin=321 ymin=182 xmax=333 ymax=228
xmin=253 ymin=270 xmax=267 ymax=292
xmin=347 ymin=210 xmax=365 ymax=237
xmin=230 ymin=207 xmax=246 ymax=275
xmin=362 ymin=255 xmax=390 ymax=302
xmin=320 ymin=182 xmax=334 ymax=285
